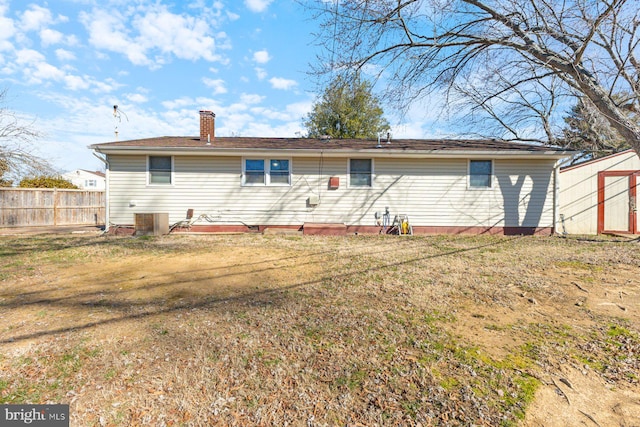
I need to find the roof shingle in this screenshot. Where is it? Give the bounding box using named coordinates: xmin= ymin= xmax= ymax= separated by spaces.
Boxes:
xmin=91 ymin=136 xmax=566 ymax=153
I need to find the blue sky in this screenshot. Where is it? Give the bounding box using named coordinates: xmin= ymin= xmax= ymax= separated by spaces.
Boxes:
xmin=0 ymin=0 xmax=443 ymax=174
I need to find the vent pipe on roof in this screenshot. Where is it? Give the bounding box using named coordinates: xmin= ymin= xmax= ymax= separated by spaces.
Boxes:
xmin=199 ymin=110 xmax=215 ymax=143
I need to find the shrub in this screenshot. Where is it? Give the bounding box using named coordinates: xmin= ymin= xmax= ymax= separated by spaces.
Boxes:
xmin=19 ymin=176 xmax=79 ymax=189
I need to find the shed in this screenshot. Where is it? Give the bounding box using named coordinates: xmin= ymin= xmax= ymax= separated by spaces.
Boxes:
xmin=559 ymin=149 xmax=640 ymax=235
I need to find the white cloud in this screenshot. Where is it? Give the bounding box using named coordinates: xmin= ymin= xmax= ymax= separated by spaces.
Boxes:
xmin=202 ymin=77 xmax=227 ymax=95
xmin=0 ymin=16 xmax=15 ymax=42
xmin=240 ymin=93 xmax=264 ymax=104
xmin=250 ymin=99 xmax=312 ymax=122
xmin=255 ymin=67 xmax=267 ymax=80
xmin=65 ymin=34 xmax=79 ymax=47
xmin=269 ymin=77 xmax=298 ymax=90
xmin=64 ymin=75 xmax=91 ymax=91
xmin=55 ymin=49 xmax=75 ymax=61
xmin=31 ymin=61 xmax=66 ymax=84
xmin=80 ymin=9 xmax=150 ymax=66
xmin=245 ymin=0 xmax=274 ymax=13
xmin=134 ymin=10 xmax=220 ymax=62
xmin=11 ymin=48 xmax=120 ymax=93
xmin=91 ymin=78 xmax=121 ymax=93
xmin=15 ymin=48 xmax=46 ymax=65
xmin=285 ymin=100 xmax=313 ymax=117
xmin=249 ymin=107 xmax=291 ymax=121
xmin=253 ymin=50 xmax=270 ymax=64
xmin=40 ymin=28 xmax=63 ymax=46
xmin=80 ymin=5 xmax=229 ymax=68
xmin=20 ymin=5 xmax=52 ymax=32
xmin=126 ymin=93 xmax=148 ymax=104
xmin=162 ymin=97 xmax=197 ymax=110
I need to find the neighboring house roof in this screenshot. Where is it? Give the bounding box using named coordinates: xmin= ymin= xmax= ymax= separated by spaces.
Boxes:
xmin=83 ymin=170 xmax=105 ymax=178
xmin=91 ymin=137 xmax=573 ymax=159
xmin=64 ymin=169 xmax=106 ymax=178
xmin=560 ymin=148 xmax=638 ymax=173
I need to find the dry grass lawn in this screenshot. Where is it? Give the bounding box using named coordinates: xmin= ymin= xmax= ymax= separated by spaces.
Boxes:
xmin=1 ymin=233 xmax=639 ymax=426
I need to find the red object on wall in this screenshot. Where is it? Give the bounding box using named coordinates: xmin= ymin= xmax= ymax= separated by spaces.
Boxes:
xmin=329 ymin=176 xmax=339 ymax=189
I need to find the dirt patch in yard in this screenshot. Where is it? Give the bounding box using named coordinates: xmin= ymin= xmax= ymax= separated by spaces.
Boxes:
xmin=447 ymin=252 xmax=640 ymax=427
xmin=1 ymin=234 xmax=639 ymax=426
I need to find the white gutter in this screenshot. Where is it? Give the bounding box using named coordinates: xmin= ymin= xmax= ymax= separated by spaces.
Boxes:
xmin=92 ymin=151 xmax=110 ymax=232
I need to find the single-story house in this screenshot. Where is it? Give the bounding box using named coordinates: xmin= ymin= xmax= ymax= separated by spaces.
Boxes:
xmin=559 ymin=149 xmax=640 ymax=235
xmin=61 ymin=169 xmax=106 ymax=190
xmin=90 ymin=111 xmax=574 ymax=235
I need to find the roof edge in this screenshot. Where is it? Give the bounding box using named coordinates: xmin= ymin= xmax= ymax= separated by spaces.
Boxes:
xmin=560 ymin=148 xmax=637 ymax=172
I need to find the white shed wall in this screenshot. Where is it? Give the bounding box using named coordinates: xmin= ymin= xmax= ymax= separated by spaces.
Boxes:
xmin=559 ymin=150 xmax=640 ymax=235
xmin=107 ymin=154 xmax=557 ymax=230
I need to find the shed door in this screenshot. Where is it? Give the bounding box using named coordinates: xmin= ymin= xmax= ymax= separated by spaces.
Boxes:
xmin=598 ymin=171 xmax=639 ymax=234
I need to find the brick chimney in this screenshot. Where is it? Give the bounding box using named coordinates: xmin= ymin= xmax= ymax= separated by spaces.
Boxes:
xmin=199 ymin=110 xmax=215 ymax=142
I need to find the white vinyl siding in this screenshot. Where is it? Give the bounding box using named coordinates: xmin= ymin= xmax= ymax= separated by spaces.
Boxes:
xmin=107 ymin=154 xmax=557 ymax=229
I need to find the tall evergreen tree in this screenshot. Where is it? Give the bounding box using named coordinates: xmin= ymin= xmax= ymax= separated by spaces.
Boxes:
xmin=562 ymin=96 xmax=632 ymax=158
xmin=304 ymin=75 xmax=390 ymax=139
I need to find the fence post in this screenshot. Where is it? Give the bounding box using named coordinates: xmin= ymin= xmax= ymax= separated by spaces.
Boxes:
xmin=53 ymin=188 xmax=58 ymax=226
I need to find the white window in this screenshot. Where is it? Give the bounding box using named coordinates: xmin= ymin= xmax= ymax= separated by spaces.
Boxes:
xmin=85 ymin=179 xmax=97 ymax=188
xmin=349 ymin=158 xmax=373 ymax=187
xmin=469 ymin=160 xmax=492 ymax=188
xmin=243 ymin=158 xmax=291 ymax=186
xmin=148 ymin=156 xmax=173 ymax=185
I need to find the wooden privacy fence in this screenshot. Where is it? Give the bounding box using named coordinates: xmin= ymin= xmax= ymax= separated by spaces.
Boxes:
xmin=0 ymin=188 xmax=105 ymax=227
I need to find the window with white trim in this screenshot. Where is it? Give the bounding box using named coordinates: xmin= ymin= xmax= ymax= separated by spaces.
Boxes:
xmin=85 ymin=179 xmax=97 ymax=188
xmin=243 ymin=158 xmax=291 ymax=186
xmin=148 ymin=156 xmax=173 ymax=185
xmin=469 ymin=160 xmax=492 ymax=188
xmin=349 ymin=158 xmax=373 ymax=187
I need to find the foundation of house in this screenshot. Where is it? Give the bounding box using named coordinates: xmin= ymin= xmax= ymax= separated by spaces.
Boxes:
xmin=107 ymin=224 xmax=554 ymax=236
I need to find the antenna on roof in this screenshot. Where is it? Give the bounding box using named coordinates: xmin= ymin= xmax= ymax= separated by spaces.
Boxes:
xmin=113 ymin=105 xmax=129 ymax=141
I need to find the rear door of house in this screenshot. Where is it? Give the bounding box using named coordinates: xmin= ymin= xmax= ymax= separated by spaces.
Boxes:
xmin=598 ymin=171 xmax=640 ymax=234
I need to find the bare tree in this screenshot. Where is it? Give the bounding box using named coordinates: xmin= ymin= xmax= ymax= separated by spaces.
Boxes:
xmin=308 ymin=0 xmax=640 ymax=151
xmin=0 ymin=89 xmax=52 ymax=185
xmin=452 ymin=68 xmax=568 ymax=144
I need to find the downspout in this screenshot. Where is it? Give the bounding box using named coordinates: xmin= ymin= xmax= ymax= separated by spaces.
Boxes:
xmin=553 ymin=160 xmax=560 ymax=235
xmin=92 ymin=151 xmax=110 ymax=232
